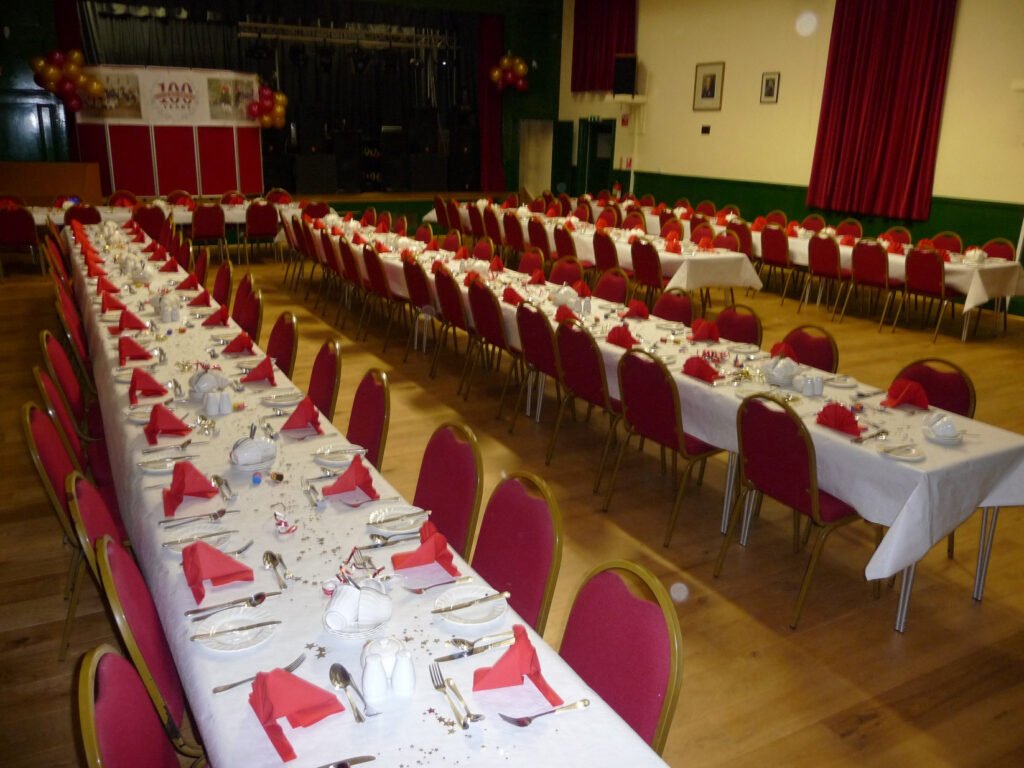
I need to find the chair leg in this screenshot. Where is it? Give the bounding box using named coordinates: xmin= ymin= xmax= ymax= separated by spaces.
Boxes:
xmin=601 ymin=430 xmax=633 ymax=512
xmin=932 ymin=299 xmax=949 ymax=343
xmin=714 ymin=487 xmax=749 ymax=577
xmin=508 ymin=367 xmax=532 ymax=435
xmin=790 ymin=523 xmax=841 ymax=629
xmin=593 ymin=413 xmax=620 ymax=494
xmin=545 ymin=393 xmax=573 ymax=465
xmin=664 ymin=459 xmax=697 ymax=547
xmin=59 ymin=554 xmax=86 ymax=661
xmin=429 ymin=322 xmax=451 ymax=378
xmin=495 ymin=356 xmax=520 ymax=421
xmin=877 ymin=290 xmax=894 ymax=332
xmin=947 ymin=530 xmax=956 ymax=559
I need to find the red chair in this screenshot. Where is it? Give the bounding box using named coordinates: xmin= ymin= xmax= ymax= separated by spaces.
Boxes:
xmin=377 ymin=210 xmax=393 ymax=233
xmin=764 ymin=209 xmax=788 ymax=226
xmin=483 ymin=206 xmax=505 ymax=255
xmin=594 ymin=267 xmax=630 ymax=304
xmin=527 ymin=217 xmax=554 ymax=263
xmin=433 ymin=195 xmax=450 ymax=231
xmin=548 ymin=321 xmax=622 ymax=493
xmin=553 ymin=224 xmax=578 ymax=262
xmin=40 ymin=329 xmax=98 ymax=431
xmin=130 ymin=204 xmax=165 ymax=241
xmin=560 ymin=561 xmax=682 ymax=754
xmin=638 ymin=193 xmax=656 ymax=206
xmin=413 ymin=422 xmax=483 ymax=558
xmin=346 ymin=369 xmax=390 ymax=469
xmin=191 ymin=246 xmax=209 ymax=287
xmin=714 ymin=395 xmax=875 ymax=628
xmin=441 ymin=229 xmax=462 ymax=253
xmin=651 ymin=288 xmax=692 ymax=324
xmin=835 ymin=217 xmax=863 ymax=238
xmin=336 ymin=237 xmax=369 ymax=328
xmin=511 ymin=301 xmax=563 ymax=435
xmin=445 ymin=199 xmax=463 ymax=238
xmin=304 ymin=201 xmax=331 ymax=219
xmin=308 ymin=337 xmax=342 ymax=422
xmin=622 ymin=210 xmax=646 ymax=230
xmin=358 ymin=245 xmax=403 ymax=351
xmin=191 ymin=203 xmax=227 ymax=263
xmin=573 ymin=202 xmax=592 ymax=222
xmin=402 ymin=257 xmax=438 ymax=363
xmin=0 ymin=194 xmax=26 ymax=206
xmin=801 ymin=213 xmax=826 ymax=232
xmin=265 ymin=187 xmax=292 ymax=204
xmin=266 ymin=310 xmax=298 ymax=379
xmin=77 ymin=645 xmax=186 ymax=768
xmin=472 ymin=235 xmax=494 ymax=262
xmin=798 ymin=233 xmax=850 ymax=318
xmin=981 ymin=237 xmax=1016 ymax=261
xmin=64 ymin=204 xmax=102 ymax=226
xmin=558 ymin=192 xmax=573 ymax=216
xmin=891 ymin=247 xmax=962 ymax=342
xmin=630 ymin=239 xmax=666 ymax=306
xmin=596 ymin=205 xmax=620 ymax=228
xmin=931 ymin=230 xmax=963 ymax=253
xmin=108 ymin=189 xmax=137 ymax=207
xmin=243 ymin=201 xmax=279 ymax=263
xmin=430 ymin=267 xmax=474 ymax=378
xmin=760 ymin=224 xmax=798 ymax=303
xmin=165 ymin=189 xmax=195 ymax=208
xmin=220 ymin=190 xmax=245 ymax=205
xmin=715 ymin=304 xmax=762 ymax=345
xmin=660 ymin=217 xmax=682 ymax=240
xmin=837 ymin=238 xmax=902 ymax=328
xmin=720 ymin=203 xmax=741 ymax=216
xmin=549 ymin=256 xmax=583 ymax=286
xmin=414 ymin=222 xmax=433 ymax=244
xmin=516 ymin=246 xmax=545 ymax=276
xmin=882 ymin=226 xmax=912 ymax=245
xmin=231 ymin=286 xmax=262 ymax=343
xmin=726 ymin=219 xmax=753 ymax=258
xmin=712 ymin=230 xmax=740 ymax=252
xmin=502 ymin=212 xmax=526 ymax=261
xmin=695 ymin=199 xmax=716 ymax=216
xmin=0 ymin=205 xmax=42 ymax=274
xmin=211 ymin=260 xmax=233 ymax=308
xmin=464 ymin=281 xmax=516 ymax=409
xmin=467 ymin=204 xmax=486 ymax=244
xmin=470 ymin=472 xmax=562 ymax=633
xmin=603 ymin=351 xmax=722 ymax=546
xmin=96 ymin=536 xmax=203 ymax=757
xmin=690 ymin=222 xmax=715 ymax=244
xmin=782 ymin=324 xmax=839 ymax=372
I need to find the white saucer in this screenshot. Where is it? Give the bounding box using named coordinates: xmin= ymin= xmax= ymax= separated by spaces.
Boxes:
xmin=366 ymin=506 xmax=428 ymax=536
xmin=923 ymin=426 xmax=964 ymax=445
xmin=192 ymin=607 xmax=277 ymax=651
xmin=727 ymin=343 xmax=760 ymax=355
xmin=879 ymin=445 xmax=925 ymax=462
xmin=826 ymin=375 xmax=858 ymax=389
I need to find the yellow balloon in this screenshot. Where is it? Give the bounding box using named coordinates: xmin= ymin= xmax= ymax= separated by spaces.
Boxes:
xmin=499 ymin=55 xmax=512 ymax=71
xmin=74 ymin=71 xmax=89 ymax=89
xmin=273 ymin=115 xmax=286 ymax=129
xmin=87 ymin=78 xmax=105 ymax=98
xmin=67 ymin=49 xmax=85 ymax=67
xmin=63 ymin=62 xmax=81 ymax=80
xmin=30 ymin=56 xmax=46 ymax=74
xmin=274 ymin=91 xmax=288 ymax=107
xmin=514 ymin=60 xmax=528 ymax=78
xmin=489 ymin=66 xmax=501 ymax=83
xmin=258 ymin=113 xmax=273 ymax=128
xmin=272 ymin=103 xmax=286 ymax=118
xmin=42 ymin=63 xmax=61 ymax=83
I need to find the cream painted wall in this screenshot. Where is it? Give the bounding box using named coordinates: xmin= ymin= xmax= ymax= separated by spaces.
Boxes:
xmin=555 ymin=0 xmax=1024 ymax=204
xmin=518 ymin=119 xmax=555 ymax=198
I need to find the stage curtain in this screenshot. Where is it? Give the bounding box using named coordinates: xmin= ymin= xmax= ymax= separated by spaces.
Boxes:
xmin=570 ymin=0 xmax=637 ymax=93
xmin=806 ymin=0 xmax=958 ymax=220
xmin=477 ymin=15 xmax=506 ymax=192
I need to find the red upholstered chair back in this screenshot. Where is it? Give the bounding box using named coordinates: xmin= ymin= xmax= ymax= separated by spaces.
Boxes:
xmin=593 ymin=229 xmax=619 ymax=272
xmin=433 ymin=195 xmax=449 ymax=230
xmin=503 ymin=212 xmax=526 ymax=253
xmin=528 ymin=197 xmax=545 ymax=213
xmin=0 ymin=206 xmax=39 ymax=249
xmin=931 ymin=231 xmax=963 ymax=253
xmin=555 ymin=321 xmax=612 ymax=410
xmin=904 ymin=248 xmax=946 ymax=299
xmin=514 ymin=246 xmax=542 ymax=276
xmin=321 ymin=231 xmax=343 ymax=278
xmin=483 ymin=206 xmax=503 ymax=246
xmin=527 ymin=217 xmax=552 ymax=261
xmin=166 ymin=189 xmax=194 ymax=208
xmin=377 ymin=210 xmax=392 ymax=233
xmin=851 ymin=239 xmax=889 ymax=289
xmin=308 ymin=338 xmax=342 ymax=422
xmin=695 ymin=199 xmax=716 ymax=216
xmin=415 ymin=223 xmax=433 ymax=244
xmin=764 ymin=209 xmax=788 ymax=226
xmin=192 ymin=203 xmax=225 ymax=240
xmin=690 ymin=222 xmax=715 ymax=244
xmin=402 ymin=258 xmax=435 ymax=311
xmin=68 ymin=472 xmax=127 ymax=578
xmin=41 ymin=329 xmax=87 ymax=422
xmin=0 ymin=194 xmax=26 ymax=206
xmin=413 ymin=422 xmax=482 ymax=558
xmin=689 ymin=213 xmax=708 ymax=230
xmin=726 ymin=219 xmax=753 ymax=256
xmin=472 ymin=236 xmax=494 ymax=262
xmin=760 ymin=224 xmax=791 ymax=267
xmin=836 ymin=218 xmax=863 ymax=237
xmin=883 ymin=226 xmax=911 ymax=245
xmin=220 ymin=190 xmax=245 ymax=205
xmin=981 ymin=238 xmax=1016 ymax=261
xmin=573 ymin=203 xmax=592 ymax=222
xmin=78 ymin=645 xmax=182 ymax=768
xmin=549 ymin=256 xmax=583 ymax=286
xmin=96 ymin=536 xmax=188 ymax=741
xmin=23 ymin=402 xmax=78 ymax=540
xmin=517 ymin=301 xmax=561 ymax=380
xmin=339 ymin=238 xmax=364 ymax=287
xmin=808 ymin=233 xmax=842 ymax=278
xmin=783 ymin=325 xmax=839 ymax=373
xmin=673 ymin=197 xmax=691 ymax=210
xmin=651 ymin=289 xmax=692 ymax=324
xmin=470 ymin=472 xmax=562 ymax=633
xmin=638 ymin=193 xmax=656 ymax=206
xmin=434 ymin=269 xmax=471 ymax=332
xmin=64 ymin=204 xmax=102 ymax=225
xmin=560 ymin=562 xmax=681 ymax=754
xmin=362 ymin=245 xmax=393 ymax=300
xmin=245 ymin=201 xmax=278 ymax=238
xmin=347 ymin=369 xmax=390 ymax=469
xmin=622 ymin=211 xmax=646 ymax=230
xmin=631 ymin=239 xmax=663 ymax=290
xmin=34 ymin=366 xmax=85 ymax=469
xmin=801 ymin=213 xmax=826 ymax=232
xmin=558 ymin=193 xmax=573 ymax=216
xmin=266 ymin=311 xmax=298 ymax=380
xmin=265 ymin=187 xmax=291 ymax=204
xmin=232 ymin=288 xmax=262 ymax=342
xmin=467 ymin=204 xmax=485 ymax=240
xmin=712 ymin=230 xmax=740 ymax=252
xmin=618 ymin=350 xmax=682 ymax=451
xmin=597 ymin=205 xmax=620 ymax=228
xmin=446 ymin=199 xmax=462 ymax=233
xmin=467 ymin=281 xmax=507 ymax=350
xmin=894 ymin=359 xmax=975 ymax=417
xmin=304 ymin=201 xmax=330 ymax=219
xmin=441 ymin=229 xmax=462 ymax=252
xmin=553 ymin=226 xmax=576 ymax=260
xmin=716 ymin=304 xmax=762 ymax=345
xmin=502 ymin=193 xmax=519 ymax=208
xmin=131 ymin=205 xmax=166 ymax=241
xmin=660 ymin=218 xmax=682 ymax=239
xmin=235 ymin=270 xmax=255 ymax=308
xmin=594 ymin=267 xmax=629 ymax=304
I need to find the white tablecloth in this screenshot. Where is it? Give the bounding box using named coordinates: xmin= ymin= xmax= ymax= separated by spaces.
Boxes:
xmin=34 ymin=202 xmax=301 ymax=228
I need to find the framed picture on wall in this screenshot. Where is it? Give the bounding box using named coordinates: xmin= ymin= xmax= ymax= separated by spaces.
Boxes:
xmin=761 ymin=72 xmax=780 ymax=104
xmin=693 ymin=62 xmax=725 ymax=111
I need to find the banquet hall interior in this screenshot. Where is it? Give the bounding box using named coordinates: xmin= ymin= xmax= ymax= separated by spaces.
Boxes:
xmin=1 ymin=1 xmax=1023 ymax=766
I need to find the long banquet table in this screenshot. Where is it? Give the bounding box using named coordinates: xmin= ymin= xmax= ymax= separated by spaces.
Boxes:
xmin=66 ymin=225 xmax=667 ymax=767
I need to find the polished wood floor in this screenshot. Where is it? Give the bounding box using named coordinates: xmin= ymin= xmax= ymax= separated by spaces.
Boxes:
xmin=2 ymin=253 xmax=1024 ymax=766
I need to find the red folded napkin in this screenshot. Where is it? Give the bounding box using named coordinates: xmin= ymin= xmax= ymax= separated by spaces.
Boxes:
xmin=159 ymin=258 xmax=180 ymax=273
xmin=716 ymin=211 xmax=728 ymax=225
xmin=431 ymin=260 xmax=447 ymax=275
xmin=427 ymin=238 xmax=440 ymax=251
xmin=373 ymin=241 xmax=391 ymax=254
xmin=143 ymin=241 xmax=159 ymax=253
xmin=375 ymin=219 xmax=388 ymax=233
xmin=301 ymin=213 xmax=313 ymax=224
xmin=352 ymin=232 xmax=367 ymax=245
xmin=653 ymin=202 xmax=666 ymax=214
xmin=249 ymin=668 xmax=344 ymax=763
xmin=463 ymin=270 xmax=481 ymax=287
xmin=564 ymin=220 xmax=575 ymax=233
xmin=606 ymin=325 xmax=638 ymax=349
xmin=281 ymin=396 xmax=323 ymax=434
xmin=108 ymin=309 xmax=148 ymax=335
xmin=528 ymin=269 xmax=545 ymax=285
xmin=472 ymin=624 xmax=563 ymax=706
xmin=400 ymin=248 xmax=416 ymax=263
xmin=786 ymin=221 xmax=800 ymax=237
xmin=595 ymin=218 xmax=608 ymax=232
xmin=162 ymin=460 xmax=218 ymax=517
xmin=698 ymin=236 xmax=713 ymax=251
xmin=881 ymin=378 xmax=929 ymax=409
xmin=839 ymin=234 xmax=856 ymax=246
xmin=240 ymin=356 xmax=276 ymax=386
xmin=96 ymin=275 xmax=120 ymax=294
xmin=202 ymin=306 xmax=230 ymax=327
xmin=176 ymin=273 xmax=200 ymax=290
xmin=222 ymin=332 xmax=254 ymax=355
xmin=751 ymin=216 xmax=767 ymax=232
xmin=489 ymin=256 xmax=505 ymax=272
xmin=455 ymin=246 xmax=469 ymax=260
xmin=502 ymin=286 xmax=524 ymax=306
xmin=572 ymin=279 xmax=591 ymax=298
xmin=148 ymin=246 xmax=169 ymax=262
xmin=87 ymin=262 xmax=107 ymax=278
xmin=118 ymin=336 xmax=152 ymax=366
xmin=816 ymin=402 xmax=864 ymax=436
xmin=391 ymin=520 xmax=459 ymax=576
xmin=313 ymin=220 xmax=326 ymax=231
xmin=683 ymin=356 xmax=722 ymax=382
xmin=939 ymin=249 xmax=950 ymax=262
xmin=342 ymin=212 xmax=353 ymax=222
xmin=330 ymin=225 xmax=343 ymax=236
xmin=132 ymin=234 xmax=145 ymax=244
xmin=886 ymin=241 xmax=903 ymax=255
xmin=188 ymin=289 xmax=211 ymax=307
xmin=770 ymin=341 xmax=794 ymax=359
xmin=322 ymin=455 xmax=378 ymax=504
xmin=128 ymin=367 xmax=168 ymax=405
xmin=101 ymin=292 xmax=126 ymax=312
xmin=665 ymin=239 xmax=682 ymax=254
xmin=918 ymin=238 xmax=935 ymax=250
xmin=555 ymin=305 xmax=578 ymax=324
xmin=623 ymin=299 xmax=649 ymax=319
xmin=546 ymin=206 xmax=560 ymax=218
xmin=182 ymin=540 xmax=254 ymax=604
xmin=690 ymin=318 xmax=719 ymax=342
xmin=628 ymin=234 xmax=639 ymax=245
xmin=679 ymin=209 xmax=692 ymax=220
xmin=144 ymin=403 xmax=192 ymax=445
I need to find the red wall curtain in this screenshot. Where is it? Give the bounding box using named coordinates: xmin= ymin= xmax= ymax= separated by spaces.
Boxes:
xmin=806 ymin=0 xmax=958 ymax=220
xmin=478 ymin=15 xmax=506 ymax=192
xmin=571 ymin=0 xmax=637 ymax=92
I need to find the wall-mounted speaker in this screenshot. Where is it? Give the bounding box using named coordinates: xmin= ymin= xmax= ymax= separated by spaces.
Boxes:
xmin=613 ymin=54 xmax=637 ymax=95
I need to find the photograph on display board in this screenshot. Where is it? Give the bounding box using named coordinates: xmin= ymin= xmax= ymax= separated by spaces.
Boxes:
xmin=81 ymin=71 xmax=141 ymax=119
xmin=208 ymin=77 xmax=255 ymax=121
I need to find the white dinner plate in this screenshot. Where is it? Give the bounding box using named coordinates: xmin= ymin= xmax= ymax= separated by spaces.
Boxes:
xmin=734 ymin=384 xmax=773 ymax=400
xmin=879 ymin=444 xmax=925 ymax=462
xmin=923 ymin=426 xmax=964 ymax=445
xmin=210 ymin=332 xmax=236 ymax=343
xmin=123 ymin=405 xmax=158 ymax=425
xmin=434 ymin=585 xmax=509 ymax=629
xmin=261 ymin=391 xmax=305 ymax=407
xmin=313 ymin=444 xmax=367 ymax=468
xmin=161 ymin=523 xmax=232 ymax=553
xmin=366 ymin=506 xmax=428 ymax=536
xmin=727 ymin=343 xmax=760 ymax=356
xmin=192 ymin=607 xmax=277 ymax=651
xmin=137 ymin=457 xmax=183 ymax=475
xmin=113 ymin=371 xmax=133 ymax=385
xmin=323 ymin=618 xmax=387 ymax=641
xmin=826 ymin=375 xmax=858 ymax=389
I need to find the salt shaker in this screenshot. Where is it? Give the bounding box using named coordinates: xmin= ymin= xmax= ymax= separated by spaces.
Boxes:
xmin=362 ymin=653 xmax=389 ymax=706
xmin=204 ymin=392 xmax=219 ymax=418
xmin=219 ymin=391 xmax=231 ymax=415
xmin=390 ymin=650 xmax=415 ymax=698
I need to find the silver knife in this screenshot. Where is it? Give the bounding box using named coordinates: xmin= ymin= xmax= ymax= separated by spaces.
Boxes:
xmin=313 ymin=757 xmax=376 ymax=768
xmin=434 ymin=636 xmax=515 ymax=663
xmin=158 ymin=510 xmax=239 ymax=528
xmin=162 ymin=529 xmax=238 ymax=547
xmin=431 ymin=591 xmax=510 ymax=615
xmin=137 ymin=454 xmax=198 ymax=468
xmin=184 ymin=591 xmax=280 ymax=616
xmin=189 ymin=619 xmax=281 ymax=641
xmin=372 ymin=509 xmax=431 ymax=526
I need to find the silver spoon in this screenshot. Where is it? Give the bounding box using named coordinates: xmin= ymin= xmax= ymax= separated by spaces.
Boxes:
xmin=368 ymin=532 xmax=420 ymax=547
xmin=188 ymin=591 xmax=276 ymax=621
xmin=276 ymin=552 xmax=295 ymax=580
xmin=329 ymin=663 xmax=365 ymax=723
xmin=211 ymin=474 xmax=235 ymax=501
xmin=262 ymin=551 xmax=287 ymax=589
xmin=450 ymin=630 xmax=515 ymax=651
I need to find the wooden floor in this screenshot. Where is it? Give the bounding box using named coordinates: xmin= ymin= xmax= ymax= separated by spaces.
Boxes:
xmin=2 ymin=252 xmax=1024 ymax=767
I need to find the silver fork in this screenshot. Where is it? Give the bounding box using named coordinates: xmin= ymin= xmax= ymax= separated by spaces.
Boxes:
xmin=211 ymin=652 xmax=305 ymax=694
xmin=429 ymin=662 xmax=466 ymax=729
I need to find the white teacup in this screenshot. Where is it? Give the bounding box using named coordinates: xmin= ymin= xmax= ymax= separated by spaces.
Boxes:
xmin=229 ymin=437 xmax=276 ymax=466
xmin=324 ymin=582 xmax=392 ymax=631
xmin=924 ymin=413 xmax=958 ymax=437
xmin=190 ymin=370 xmax=227 ymax=395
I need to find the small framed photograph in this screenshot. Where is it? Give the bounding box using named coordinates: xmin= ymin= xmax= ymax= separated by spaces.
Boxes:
xmin=761 ymin=72 xmax=780 ymax=104
xmin=693 ymin=62 xmax=725 ymax=111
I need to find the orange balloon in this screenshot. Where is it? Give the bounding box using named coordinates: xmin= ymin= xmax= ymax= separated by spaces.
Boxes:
xmin=489 ymin=66 xmax=501 ymax=83
xmin=274 ymin=91 xmax=288 ymax=107
xmin=87 ymin=78 xmax=105 ymax=98
xmin=258 ymin=113 xmax=273 ymax=128
xmin=67 ymin=49 xmax=85 ymax=67
xmin=273 ymin=115 xmax=286 ymax=129
xmin=42 ymin=63 xmax=61 ymax=83
xmin=499 ymin=55 xmax=512 ymax=71
xmin=74 ymin=72 xmax=89 ymax=90
xmin=514 ymin=60 xmax=528 ymax=78
xmin=63 ymin=62 xmax=81 ymax=80
xmin=30 ymin=56 xmax=46 ymax=74
xmin=271 ymin=103 xmax=285 ymax=118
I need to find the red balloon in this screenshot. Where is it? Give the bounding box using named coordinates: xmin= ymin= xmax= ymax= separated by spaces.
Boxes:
xmin=494 ymin=78 xmax=505 ymax=92
xmin=47 ymin=49 xmax=66 ymax=68
xmin=260 ymin=96 xmax=274 ymax=114
xmin=66 ymin=94 xmax=82 ymax=113
xmin=515 ymin=77 xmax=529 ymax=92
xmin=58 ymin=78 xmax=77 ymax=98
xmin=246 ymin=100 xmax=261 ymax=118
xmin=259 ymin=85 xmax=273 ymax=100
xmin=504 ymin=69 xmax=516 ymax=84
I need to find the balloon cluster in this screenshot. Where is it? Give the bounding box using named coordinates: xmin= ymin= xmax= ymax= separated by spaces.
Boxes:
xmin=30 ymin=49 xmax=104 ymax=113
xmin=489 ymin=54 xmax=530 ymax=93
xmin=247 ymin=85 xmax=288 ymax=129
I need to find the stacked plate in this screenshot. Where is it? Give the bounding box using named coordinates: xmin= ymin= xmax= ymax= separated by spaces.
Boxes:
xmin=923 ymin=426 xmax=964 ymax=445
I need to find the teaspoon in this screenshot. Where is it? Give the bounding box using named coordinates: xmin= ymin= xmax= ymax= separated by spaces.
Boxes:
xmin=329 ymin=663 xmax=365 ymax=723
xmin=262 ymin=551 xmax=287 ymax=589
